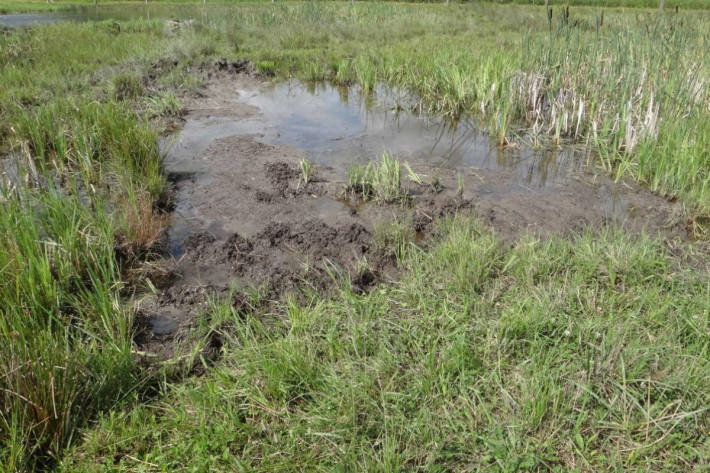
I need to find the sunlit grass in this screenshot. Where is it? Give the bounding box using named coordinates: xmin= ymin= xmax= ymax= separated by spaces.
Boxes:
xmin=0 ymin=17 xmax=168 ymax=473
xmin=347 ymin=152 xmax=403 ymax=203
xmin=2 ymin=2 xmax=710 ymax=471
xmin=59 ymin=217 xmax=710 ymax=472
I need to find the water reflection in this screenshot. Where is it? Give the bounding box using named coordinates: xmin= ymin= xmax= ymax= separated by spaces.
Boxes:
xmin=230 ymin=80 xmax=582 ymax=188
xmin=0 ymin=5 xmax=185 ymax=27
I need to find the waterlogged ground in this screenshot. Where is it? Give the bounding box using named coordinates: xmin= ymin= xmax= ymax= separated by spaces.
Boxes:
xmin=135 ymin=65 xmax=688 ymax=357
xmin=3 ymin=3 xmax=709 ymax=470
xmin=0 ymin=5 xmax=189 ymax=26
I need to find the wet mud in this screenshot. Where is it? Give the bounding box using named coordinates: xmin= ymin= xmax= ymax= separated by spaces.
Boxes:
xmin=134 ymin=65 xmax=687 ymax=359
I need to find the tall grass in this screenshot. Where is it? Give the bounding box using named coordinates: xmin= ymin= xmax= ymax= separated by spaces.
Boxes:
xmin=195 ymin=2 xmax=710 ymax=213
xmin=0 ymin=187 xmax=137 ymax=472
xmin=3 ymin=1 xmax=710 ymax=15
xmin=509 ymin=14 xmax=710 ymax=206
xmin=0 ymin=18 xmax=168 ymax=472
xmin=0 ymin=105 xmax=164 ymax=472
xmin=347 ymin=152 xmax=403 ymax=202
xmin=59 ymin=217 xmax=710 ymax=472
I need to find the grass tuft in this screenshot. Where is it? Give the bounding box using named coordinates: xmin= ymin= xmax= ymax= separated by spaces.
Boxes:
xmin=299 ymin=157 xmax=314 ymax=185
xmin=348 ymin=152 xmax=403 ymax=203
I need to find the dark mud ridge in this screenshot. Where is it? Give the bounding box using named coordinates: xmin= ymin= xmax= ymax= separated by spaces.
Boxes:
xmin=135 ymin=147 xmax=471 ymax=360
xmin=133 ymin=67 xmax=689 ymax=361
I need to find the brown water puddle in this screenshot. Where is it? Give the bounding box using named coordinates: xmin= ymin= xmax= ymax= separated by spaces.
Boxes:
xmin=135 ymin=70 xmax=686 ymax=358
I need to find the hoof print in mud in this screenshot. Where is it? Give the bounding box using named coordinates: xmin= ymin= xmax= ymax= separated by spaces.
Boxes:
xmin=412 ymin=211 xmax=432 ymax=233
xmin=350 ymin=268 xmax=378 ymax=294
xmin=413 ymin=197 xmax=472 ymax=232
xmin=265 ymin=161 xmax=301 ymax=197
xmin=183 ymin=231 xmax=217 ymax=254
xmin=223 ymin=233 xmax=255 ymax=272
xmin=255 ymin=190 xmax=274 ymax=202
xmin=258 ymin=222 xmax=291 ymax=247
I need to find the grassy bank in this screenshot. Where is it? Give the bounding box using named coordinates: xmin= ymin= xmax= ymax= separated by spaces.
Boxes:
xmin=60 ymin=217 xmax=710 ymax=472
xmin=0 ymin=18 xmax=172 ymax=472
xmin=1 ymin=2 xmax=709 ymax=472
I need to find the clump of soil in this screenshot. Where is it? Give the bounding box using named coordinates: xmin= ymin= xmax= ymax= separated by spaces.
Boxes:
xmin=214 ymin=58 xmax=253 ymax=75
xmin=182 ymin=217 xmax=373 ymax=295
xmin=136 ymin=133 xmax=472 ymax=359
xmin=412 ymin=195 xmax=472 ymax=232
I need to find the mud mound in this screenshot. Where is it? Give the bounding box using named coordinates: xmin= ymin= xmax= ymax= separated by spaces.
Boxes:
xmin=215 ymin=58 xmax=253 ymax=75
xmin=133 ymin=283 xmax=225 ymax=360
xmin=223 ymin=233 xmax=254 ymax=267
xmin=179 ymin=218 xmax=373 ymax=293
xmin=265 ymin=162 xmax=299 ymax=185
xmin=263 ymin=219 xmax=371 ymax=258
xmin=413 ymin=196 xmax=472 ymax=232
xmin=183 ymin=232 xmax=216 ymax=253
xmin=263 ymin=161 xmax=318 ymax=197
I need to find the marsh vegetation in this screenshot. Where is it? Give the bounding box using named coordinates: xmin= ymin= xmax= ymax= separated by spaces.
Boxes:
xmin=0 ymin=1 xmax=709 ymax=472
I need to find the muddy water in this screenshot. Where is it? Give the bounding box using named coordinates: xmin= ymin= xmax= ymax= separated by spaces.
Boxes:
xmin=0 ymin=14 xmax=64 ymax=27
xmin=0 ymin=6 xmax=190 ymax=28
xmin=169 ymin=80 xmax=583 ymax=187
xmin=0 ymin=10 xmax=141 ymax=28
xmin=163 ymin=79 xmax=644 ymax=256
xmin=234 ymin=81 xmax=584 ymax=186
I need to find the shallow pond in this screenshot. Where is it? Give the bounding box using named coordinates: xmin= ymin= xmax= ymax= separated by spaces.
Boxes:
xmin=166 ymin=80 xmax=586 ymax=189
xmin=158 ymin=77 xmax=682 ymax=260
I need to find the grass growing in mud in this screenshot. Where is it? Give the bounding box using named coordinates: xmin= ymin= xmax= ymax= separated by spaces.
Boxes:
xmin=59 ymin=217 xmax=710 ymax=472
xmin=2 ymin=2 xmax=710 ymax=472
xmin=348 ymin=153 xmax=406 ymax=203
xmin=0 ymin=16 xmax=176 ymax=473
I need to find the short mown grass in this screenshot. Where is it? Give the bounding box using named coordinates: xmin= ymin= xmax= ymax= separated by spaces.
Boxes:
xmin=59 ymin=217 xmax=710 ymax=472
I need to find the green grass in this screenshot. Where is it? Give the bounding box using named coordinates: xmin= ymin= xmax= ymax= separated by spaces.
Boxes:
xmin=0 ymin=187 xmax=138 ymax=472
xmin=2 ymin=1 xmax=710 ymax=15
xmin=15 ymin=1 xmax=697 ymax=214
xmin=299 ymin=157 xmax=314 ymax=185
xmin=496 ymin=0 xmax=709 ymax=9
xmin=0 ymin=16 xmax=171 ymax=473
xmin=374 ymin=216 xmax=416 ymax=262
xmin=348 ymin=152 xmax=405 ymax=203
xmin=59 ymin=217 xmax=710 ymax=472
xmin=1 ymin=2 xmax=710 ymax=471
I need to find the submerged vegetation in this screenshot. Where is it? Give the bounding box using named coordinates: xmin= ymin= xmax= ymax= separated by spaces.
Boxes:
xmin=0 ymin=1 xmax=708 ymax=472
